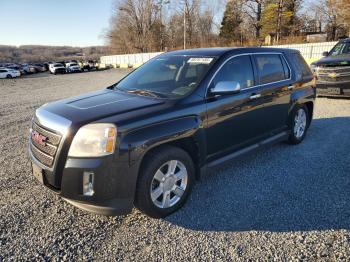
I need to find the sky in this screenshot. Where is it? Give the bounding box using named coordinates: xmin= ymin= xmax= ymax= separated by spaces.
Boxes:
xmin=0 ymin=0 xmax=317 ymax=48
xmin=0 ymin=0 xmax=115 ymax=47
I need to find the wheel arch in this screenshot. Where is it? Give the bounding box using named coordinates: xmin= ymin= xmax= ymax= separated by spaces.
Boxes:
xmin=138 ymin=136 xmax=203 ymax=181
xmin=120 ymin=116 xmax=206 ymax=183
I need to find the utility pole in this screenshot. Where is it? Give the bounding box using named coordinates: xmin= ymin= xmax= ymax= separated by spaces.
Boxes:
xmin=183 ymin=1 xmax=186 ymax=49
xmin=276 ymin=0 xmax=283 ymax=44
xmin=157 ymin=0 xmax=170 ymax=51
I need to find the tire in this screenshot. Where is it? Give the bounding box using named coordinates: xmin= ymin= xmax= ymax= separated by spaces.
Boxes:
xmin=135 ymin=145 xmax=195 ymax=218
xmin=6 ymin=74 xmax=12 ymax=79
xmin=288 ymin=104 xmax=309 ymax=145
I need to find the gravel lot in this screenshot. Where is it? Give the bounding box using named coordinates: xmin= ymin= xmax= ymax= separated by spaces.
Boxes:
xmin=0 ymin=70 xmax=349 ymax=261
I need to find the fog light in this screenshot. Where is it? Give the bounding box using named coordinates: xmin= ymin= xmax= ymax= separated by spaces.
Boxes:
xmin=83 ymin=172 xmax=94 ymax=196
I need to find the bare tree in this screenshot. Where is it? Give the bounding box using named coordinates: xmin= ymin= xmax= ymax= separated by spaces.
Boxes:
xmin=107 ymin=0 xmax=160 ymax=53
xmin=243 ymin=0 xmax=264 ymax=39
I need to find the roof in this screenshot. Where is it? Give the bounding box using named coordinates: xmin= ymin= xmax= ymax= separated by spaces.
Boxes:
xmin=162 ymin=47 xmax=297 ymax=58
xmin=339 ymin=38 xmax=350 ymax=43
xmin=163 ymin=48 xmax=235 ymax=57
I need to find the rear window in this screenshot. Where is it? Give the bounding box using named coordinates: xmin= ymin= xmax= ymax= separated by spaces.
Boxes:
xmin=289 ymin=52 xmax=313 ymax=79
xmin=255 ymin=54 xmax=290 ymax=84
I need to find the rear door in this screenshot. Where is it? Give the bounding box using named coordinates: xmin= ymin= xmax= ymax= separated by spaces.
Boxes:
xmin=252 ymin=53 xmax=293 ymax=133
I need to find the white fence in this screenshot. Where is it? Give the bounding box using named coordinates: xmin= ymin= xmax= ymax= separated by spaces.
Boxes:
xmin=100 ymin=41 xmax=338 ymax=67
xmin=100 ymin=52 xmax=163 ymax=68
xmin=269 ymin=41 xmax=337 ymax=59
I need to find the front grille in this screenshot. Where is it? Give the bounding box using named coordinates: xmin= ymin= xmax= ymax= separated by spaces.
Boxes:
xmin=30 ymin=122 xmax=62 ymax=168
xmin=317 ymin=66 xmax=350 ymax=83
xmin=30 ymin=143 xmax=54 ymax=167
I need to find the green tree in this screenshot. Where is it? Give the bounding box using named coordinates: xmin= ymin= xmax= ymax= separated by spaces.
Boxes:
xmin=219 ymin=0 xmax=244 ymax=43
xmin=260 ymin=0 xmax=293 ymax=43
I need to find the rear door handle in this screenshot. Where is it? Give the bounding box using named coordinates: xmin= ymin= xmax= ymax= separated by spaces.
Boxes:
xmin=250 ymin=94 xmax=261 ymax=100
xmin=288 ymin=85 xmax=294 ymax=90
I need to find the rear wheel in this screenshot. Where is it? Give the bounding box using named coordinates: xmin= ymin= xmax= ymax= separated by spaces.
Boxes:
xmin=135 ymin=146 xmax=195 ymax=218
xmin=288 ymin=104 xmax=309 ymax=145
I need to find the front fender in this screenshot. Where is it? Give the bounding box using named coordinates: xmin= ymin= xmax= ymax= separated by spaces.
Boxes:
xmin=119 ymin=116 xmax=205 ymax=164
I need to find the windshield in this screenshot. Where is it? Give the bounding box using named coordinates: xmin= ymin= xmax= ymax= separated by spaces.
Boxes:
xmin=70 ymin=63 xmax=78 ymax=66
xmin=329 ymin=42 xmax=350 ymax=56
xmin=115 ymin=55 xmax=216 ymax=98
xmin=54 ymin=64 xmax=63 ymax=67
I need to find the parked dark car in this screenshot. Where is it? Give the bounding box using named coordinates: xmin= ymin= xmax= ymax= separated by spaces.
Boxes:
xmin=311 ymin=38 xmax=350 ymax=97
xmin=82 ymin=60 xmax=97 ymax=71
xmin=29 ymin=48 xmax=316 ymax=218
xmin=29 ymin=63 xmax=46 ymax=73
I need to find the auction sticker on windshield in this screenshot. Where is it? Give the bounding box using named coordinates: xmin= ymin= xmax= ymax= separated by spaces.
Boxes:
xmin=188 ymin=58 xmax=214 ymax=64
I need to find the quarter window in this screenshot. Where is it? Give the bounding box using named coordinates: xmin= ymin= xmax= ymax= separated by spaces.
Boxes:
xmin=255 ymin=54 xmax=289 ymax=84
xmin=211 ymin=55 xmax=255 ymax=90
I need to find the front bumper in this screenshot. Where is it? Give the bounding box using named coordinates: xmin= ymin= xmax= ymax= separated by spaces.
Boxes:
xmin=30 ymin=154 xmax=139 ymax=216
xmin=54 ymin=69 xmax=66 ymax=74
xmin=316 ymin=82 xmax=350 ymax=97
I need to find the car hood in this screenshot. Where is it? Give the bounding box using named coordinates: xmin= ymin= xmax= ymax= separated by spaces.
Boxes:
xmin=39 ymin=89 xmax=165 ymax=126
xmin=312 ymin=54 xmax=350 ymax=67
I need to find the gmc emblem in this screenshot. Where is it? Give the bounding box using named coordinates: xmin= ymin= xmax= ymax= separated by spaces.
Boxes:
xmin=32 ymin=131 xmax=47 ymax=146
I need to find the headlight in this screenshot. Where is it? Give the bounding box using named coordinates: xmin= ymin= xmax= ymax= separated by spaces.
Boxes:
xmin=68 ymin=123 xmax=117 ymax=157
xmin=310 ymin=64 xmax=317 ymax=72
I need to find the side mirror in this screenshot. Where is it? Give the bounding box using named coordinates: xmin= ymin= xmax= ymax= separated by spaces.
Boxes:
xmin=322 ymin=51 xmax=329 ymax=57
xmin=211 ymin=81 xmax=241 ymax=95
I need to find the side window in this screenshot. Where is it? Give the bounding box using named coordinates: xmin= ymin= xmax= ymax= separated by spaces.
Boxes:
xmin=255 ymin=54 xmax=289 ymax=84
xmin=0 ymin=70 xmax=5 ymax=73
xmin=292 ymin=53 xmax=313 ymax=78
xmin=212 ymin=55 xmax=254 ymax=89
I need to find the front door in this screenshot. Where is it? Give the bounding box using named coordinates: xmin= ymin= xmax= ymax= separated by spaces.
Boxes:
xmin=205 ymin=55 xmax=267 ymax=161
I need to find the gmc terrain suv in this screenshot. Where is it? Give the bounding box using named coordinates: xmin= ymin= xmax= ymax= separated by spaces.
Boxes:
xmin=311 ymin=38 xmax=350 ymax=97
xmin=29 ymin=48 xmax=316 ymax=218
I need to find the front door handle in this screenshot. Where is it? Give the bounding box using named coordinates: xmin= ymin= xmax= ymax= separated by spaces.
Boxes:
xmin=288 ymin=85 xmax=295 ymax=90
xmin=250 ymin=94 xmax=261 ymax=100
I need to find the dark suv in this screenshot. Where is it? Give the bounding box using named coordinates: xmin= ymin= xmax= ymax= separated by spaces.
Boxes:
xmin=312 ymin=38 xmax=350 ymax=97
xmin=29 ymin=48 xmax=316 ymax=218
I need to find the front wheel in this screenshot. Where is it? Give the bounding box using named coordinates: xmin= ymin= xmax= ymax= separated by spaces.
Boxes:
xmin=135 ymin=146 xmax=195 ymax=218
xmin=6 ymin=74 xmax=12 ymax=79
xmin=288 ymin=105 xmax=309 ymax=145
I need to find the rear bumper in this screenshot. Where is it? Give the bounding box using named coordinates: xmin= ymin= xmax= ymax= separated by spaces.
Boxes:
xmin=316 ymin=82 xmax=350 ymax=97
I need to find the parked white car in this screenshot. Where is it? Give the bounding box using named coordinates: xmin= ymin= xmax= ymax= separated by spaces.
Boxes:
xmin=66 ymin=62 xmax=81 ymax=73
xmin=0 ymin=68 xmax=21 ymax=79
xmin=49 ymin=63 xmax=66 ymax=74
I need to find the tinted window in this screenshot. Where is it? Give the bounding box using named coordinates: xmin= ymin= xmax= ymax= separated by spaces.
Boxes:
xmin=255 ymin=54 xmax=289 ymax=84
xmin=0 ymin=70 xmax=6 ymax=73
xmin=290 ymin=53 xmax=312 ymax=78
xmin=212 ymin=55 xmax=254 ymax=89
xmin=329 ymin=42 xmax=350 ymax=56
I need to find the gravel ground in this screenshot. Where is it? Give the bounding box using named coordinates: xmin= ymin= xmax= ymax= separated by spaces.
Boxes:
xmin=0 ymin=70 xmax=349 ymax=261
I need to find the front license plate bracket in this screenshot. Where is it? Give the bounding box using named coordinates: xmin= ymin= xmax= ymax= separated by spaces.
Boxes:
xmin=32 ymin=163 xmax=44 ymax=184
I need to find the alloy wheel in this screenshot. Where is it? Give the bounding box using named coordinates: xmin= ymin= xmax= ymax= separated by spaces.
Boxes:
xmin=150 ymin=160 xmax=188 ymax=209
xmin=294 ymin=108 xmax=307 ymax=139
